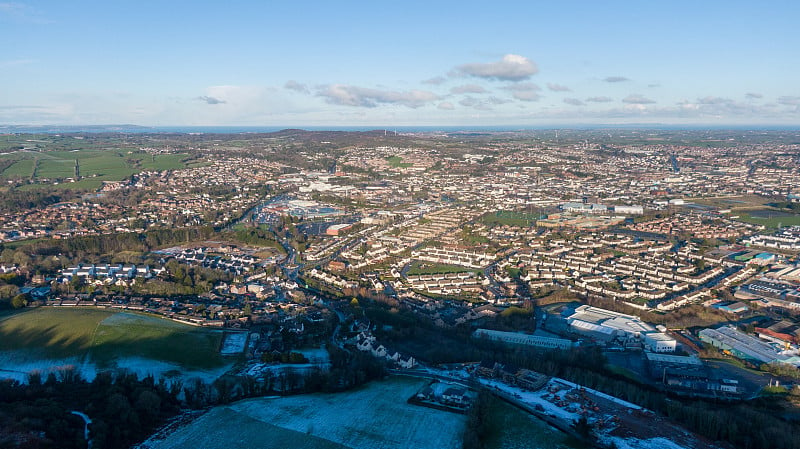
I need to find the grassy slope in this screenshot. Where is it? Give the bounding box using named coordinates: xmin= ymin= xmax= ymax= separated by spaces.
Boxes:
xmin=0 ymin=308 xmax=224 ymax=369
xmin=483 ymin=397 xmax=581 ymax=449
xmin=228 ymin=377 xmax=465 ymax=449
xmin=148 ymin=408 xmax=349 ymax=449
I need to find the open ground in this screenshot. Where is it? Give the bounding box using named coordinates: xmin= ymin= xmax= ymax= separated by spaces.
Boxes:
xmin=0 ymin=307 xmax=230 ymax=382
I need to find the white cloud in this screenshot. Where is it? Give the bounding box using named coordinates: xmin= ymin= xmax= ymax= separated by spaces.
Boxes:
xmin=604 ymin=76 xmax=629 ymax=83
xmin=316 ymin=84 xmax=439 ymax=108
xmin=547 ymin=83 xmax=571 ymax=92
xmin=459 ymin=96 xmax=508 ymax=110
xmin=697 ymin=96 xmax=732 ymax=105
xmin=745 ymin=92 xmax=763 ymax=99
xmin=586 ymin=96 xmax=613 ymax=103
xmin=563 ymin=98 xmax=584 ymax=106
xmin=455 ymin=54 xmax=538 ymax=81
xmin=437 ymin=102 xmax=455 ymax=110
xmin=778 ymin=96 xmax=800 ymax=106
xmin=196 ymin=96 xmax=225 ymax=105
xmin=284 ymin=80 xmax=309 ymax=94
xmin=501 ymin=82 xmax=541 ymax=101
xmin=450 ymin=84 xmax=487 ymax=94
xmin=622 ymin=94 xmax=655 ymax=104
xmin=422 ymin=76 xmax=447 ymax=85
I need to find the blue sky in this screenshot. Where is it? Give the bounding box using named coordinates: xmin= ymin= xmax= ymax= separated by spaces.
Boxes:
xmin=1 ymin=1 xmax=799 ymax=126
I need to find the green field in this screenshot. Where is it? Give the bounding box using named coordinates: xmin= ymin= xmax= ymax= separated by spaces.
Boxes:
xmin=481 ymin=210 xmax=542 ymax=227
xmin=484 ymin=397 xmax=583 ymax=449
xmin=386 ymin=156 xmax=412 ymax=168
xmin=0 ymin=147 xmax=190 ymax=188
xmin=0 ymin=307 xmax=225 ymax=369
xmin=1 ymin=159 xmax=34 ymax=178
xmin=733 ymin=210 xmax=800 ymax=230
xmin=407 ymin=261 xmax=480 ymax=276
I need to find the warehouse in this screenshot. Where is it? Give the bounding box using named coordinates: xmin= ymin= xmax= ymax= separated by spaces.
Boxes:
xmin=566 ymin=305 xmax=676 ymax=351
xmin=698 ymin=326 xmax=796 ymax=365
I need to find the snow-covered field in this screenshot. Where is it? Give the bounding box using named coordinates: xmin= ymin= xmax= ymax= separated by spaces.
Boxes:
xmin=147 ymin=376 xmax=467 ymax=449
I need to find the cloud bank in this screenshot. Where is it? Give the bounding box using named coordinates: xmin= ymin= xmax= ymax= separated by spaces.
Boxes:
xmin=316 ymin=84 xmax=439 ymax=108
xmin=455 ymin=54 xmax=538 ymax=81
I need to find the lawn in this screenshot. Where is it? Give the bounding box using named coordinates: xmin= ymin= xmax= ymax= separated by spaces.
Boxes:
xmin=149 ymin=376 xmax=467 ymax=449
xmin=0 ymin=308 xmax=225 ymax=371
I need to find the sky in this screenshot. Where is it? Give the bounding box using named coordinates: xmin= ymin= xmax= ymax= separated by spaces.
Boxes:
xmin=1 ymin=0 xmax=799 ymax=127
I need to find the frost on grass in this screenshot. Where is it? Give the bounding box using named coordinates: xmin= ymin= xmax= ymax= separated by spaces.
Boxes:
xmin=601 ymin=436 xmax=689 ymax=449
xmin=219 ymin=332 xmax=248 ymax=355
xmin=148 ymin=377 xmax=466 ymax=449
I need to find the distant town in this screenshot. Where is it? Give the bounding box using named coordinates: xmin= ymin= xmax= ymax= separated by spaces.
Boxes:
xmin=1 ymin=128 xmax=800 ymax=449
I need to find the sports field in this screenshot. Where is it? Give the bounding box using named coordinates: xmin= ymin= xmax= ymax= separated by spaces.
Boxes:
xmin=0 ymin=308 xmax=226 ymax=379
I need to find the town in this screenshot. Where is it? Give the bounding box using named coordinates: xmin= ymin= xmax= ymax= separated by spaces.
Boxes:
xmin=2 ymin=128 xmax=800 ymax=449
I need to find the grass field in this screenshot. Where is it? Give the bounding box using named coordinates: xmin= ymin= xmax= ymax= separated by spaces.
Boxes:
xmin=0 ymin=308 xmax=225 ymax=371
xmin=732 ymin=210 xmax=800 ymax=229
xmin=0 ymin=148 xmax=190 ymax=188
xmin=386 ymin=156 xmax=412 ymax=168
xmin=407 ymin=261 xmax=480 ymax=276
xmin=484 ymin=397 xmax=582 ymax=449
xmin=148 ymin=376 xmax=467 ymax=449
xmin=691 ymin=195 xmax=770 ymax=209
xmin=481 ymin=210 xmax=542 ymax=227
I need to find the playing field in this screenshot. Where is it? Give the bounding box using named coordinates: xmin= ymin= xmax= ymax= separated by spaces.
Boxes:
xmin=0 ymin=308 xmax=226 ymax=376
xmin=733 ymin=210 xmax=800 ymax=229
xmin=407 ymin=261 xmax=481 ymax=276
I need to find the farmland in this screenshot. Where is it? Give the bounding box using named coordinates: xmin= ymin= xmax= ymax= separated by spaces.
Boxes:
xmin=0 ymin=308 xmax=228 ymax=381
xmin=0 ymin=146 xmax=191 ymax=189
xmin=146 ymin=376 xmax=468 ymax=449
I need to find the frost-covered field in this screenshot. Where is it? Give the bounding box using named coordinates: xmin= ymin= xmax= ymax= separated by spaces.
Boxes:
xmin=0 ymin=308 xmax=230 ymax=384
xmin=0 ymin=351 xmax=97 ymax=383
xmin=219 ymin=332 xmax=248 ymax=355
xmin=0 ymin=351 xmax=233 ymax=384
xmin=599 ymin=436 xmax=688 ymax=449
xmin=147 ymin=376 xmax=467 ymax=449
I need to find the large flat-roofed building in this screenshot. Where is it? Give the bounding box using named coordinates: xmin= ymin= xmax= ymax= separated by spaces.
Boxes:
xmin=698 ymin=326 xmax=797 ymax=366
xmin=473 ymin=328 xmax=575 ymax=350
xmin=643 ymin=332 xmax=678 ymax=353
xmin=566 ymin=305 xmax=676 ymax=352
